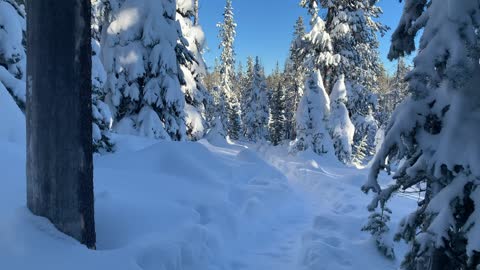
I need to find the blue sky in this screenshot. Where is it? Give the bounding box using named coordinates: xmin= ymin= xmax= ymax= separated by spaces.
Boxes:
xmin=199 ymin=0 xmax=407 ymax=75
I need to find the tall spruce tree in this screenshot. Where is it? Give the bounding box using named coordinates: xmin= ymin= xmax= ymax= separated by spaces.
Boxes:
xmin=284 ymin=17 xmax=306 ymax=140
xmin=91 ymin=0 xmax=116 ymax=153
xmin=217 ymin=0 xmax=240 ymax=139
xmin=363 ymin=0 xmax=480 ymax=268
xmin=240 ymin=56 xmax=254 ymax=137
xmin=91 ymin=38 xmax=115 ymax=153
xmin=243 ymin=57 xmax=269 ymax=142
xmin=177 ymin=0 xmax=211 ymax=140
xmin=293 ymin=1 xmax=338 ymax=155
xmin=322 ymin=0 xmax=386 ymax=156
xmin=269 ymin=81 xmax=286 ymax=145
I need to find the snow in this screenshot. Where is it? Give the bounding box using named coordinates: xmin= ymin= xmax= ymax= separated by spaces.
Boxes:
xmin=0 ymin=84 xmax=24 ymax=144
xmin=0 ymin=118 xmax=420 ymax=270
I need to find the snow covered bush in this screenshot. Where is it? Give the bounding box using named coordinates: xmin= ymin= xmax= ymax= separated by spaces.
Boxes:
xmin=291 ymin=70 xmax=332 ymax=155
xmin=362 ymin=0 xmax=480 ymax=268
xmin=0 ymin=0 xmax=26 ymax=110
xmin=329 ymin=75 xmax=354 ymax=164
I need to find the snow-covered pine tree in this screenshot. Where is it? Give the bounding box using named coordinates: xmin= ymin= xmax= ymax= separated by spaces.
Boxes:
xmin=299 ymin=0 xmax=339 ymax=73
xmin=267 ymin=61 xmax=282 ymax=95
xmin=292 ymin=1 xmax=338 ymax=155
xmin=351 ymin=134 xmax=368 ymax=166
xmin=226 ymin=94 xmax=241 ymax=140
xmin=217 ymin=0 xmax=240 ymax=139
xmin=329 ymin=74 xmax=354 ymax=164
xmin=240 ymin=56 xmax=254 ymax=137
xmin=243 ymin=57 xmax=269 ymax=142
xmin=91 ymin=0 xmax=116 ymax=153
xmin=321 ymin=0 xmax=386 ymax=158
xmin=269 ymin=81 xmax=286 ymax=146
xmin=363 ymin=1 xmax=480 ymax=268
xmin=322 ymin=0 xmax=386 ymax=92
xmin=91 ymin=38 xmax=115 ymax=153
xmin=100 ymin=0 xmax=184 ymax=141
xmin=291 ymin=70 xmax=332 ymax=155
xmin=0 ymin=0 xmax=26 ymax=110
xmin=284 ymin=16 xmax=306 ymax=140
xmin=176 ymin=0 xmax=211 ymax=140
xmin=352 ymin=107 xmax=378 ymax=163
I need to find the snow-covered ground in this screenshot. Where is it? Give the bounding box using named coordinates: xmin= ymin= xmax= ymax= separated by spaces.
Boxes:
xmin=0 ymin=98 xmax=416 ymax=270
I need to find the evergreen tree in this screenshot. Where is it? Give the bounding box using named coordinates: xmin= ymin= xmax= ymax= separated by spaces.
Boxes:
xmin=177 ymin=0 xmax=211 ymax=140
xmin=99 ymin=0 xmax=186 ymax=141
xmin=0 ymin=0 xmax=26 ymax=110
xmin=240 ymin=56 xmax=255 ymax=136
xmin=363 ymin=1 xmax=480 ymax=268
xmin=269 ymin=81 xmax=286 ymax=145
xmin=292 ymin=1 xmax=338 ymax=155
xmin=91 ymin=38 xmax=115 ymax=153
xmin=352 ymin=107 xmax=378 ymax=164
xmin=266 ymin=61 xmax=282 ymax=94
xmin=243 ymin=57 xmax=269 ymax=142
xmin=351 ymin=135 xmax=368 ymax=166
xmin=329 ymin=74 xmax=354 ymax=164
xmin=324 ymin=0 xmax=386 ymax=155
xmin=291 ymin=70 xmax=332 ymax=155
xmin=299 ymin=0 xmax=340 ymax=73
xmin=217 ymin=0 xmax=240 ymax=139
xmin=284 ymin=17 xmax=307 ymax=140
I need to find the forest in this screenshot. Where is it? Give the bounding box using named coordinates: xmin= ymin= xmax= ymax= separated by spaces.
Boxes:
xmin=0 ymin=0 xmax=479 ymax=269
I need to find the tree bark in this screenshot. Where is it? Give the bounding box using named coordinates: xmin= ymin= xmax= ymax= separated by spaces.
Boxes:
xmin=26 ymin=0 xmax=96 ymax=248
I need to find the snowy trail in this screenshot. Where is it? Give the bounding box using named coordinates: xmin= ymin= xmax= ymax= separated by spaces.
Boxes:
xmin=247 ymin=144 xmax=415 ymax=270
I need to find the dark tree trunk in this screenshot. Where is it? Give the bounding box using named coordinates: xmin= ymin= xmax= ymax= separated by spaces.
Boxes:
xmin=26 ymin=0 xmax=96 ymax=248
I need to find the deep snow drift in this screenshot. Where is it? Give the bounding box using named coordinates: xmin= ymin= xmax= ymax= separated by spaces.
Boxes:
xmin=0 ymin=99 xmax=416 ymax=269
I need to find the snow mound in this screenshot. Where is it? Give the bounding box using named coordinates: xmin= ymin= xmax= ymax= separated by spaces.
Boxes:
xmin=0 ymin=135 xmax=297 ymax=270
